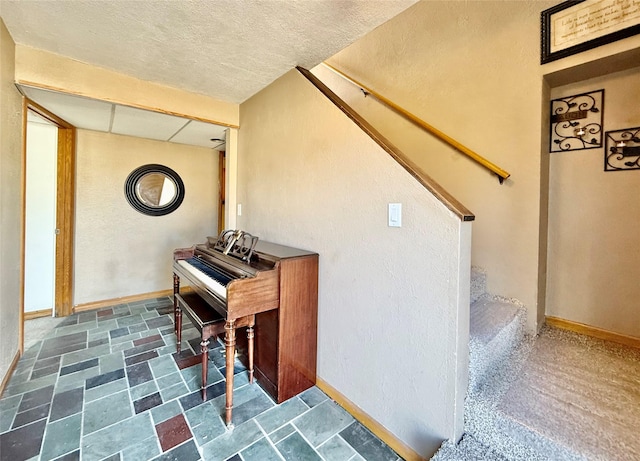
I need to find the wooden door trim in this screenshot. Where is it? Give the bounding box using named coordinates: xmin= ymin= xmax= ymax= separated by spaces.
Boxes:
xmin=23 ymin=99 xmax=76 ymax=323
xmin=218 ymin=151 xmax=226 ymax=233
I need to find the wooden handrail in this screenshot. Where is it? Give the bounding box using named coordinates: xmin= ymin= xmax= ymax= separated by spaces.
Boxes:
xmin=322 ymin=63 xmax=510 ymax=184
xmin=297 ymin=66 xmax=474 ymax=222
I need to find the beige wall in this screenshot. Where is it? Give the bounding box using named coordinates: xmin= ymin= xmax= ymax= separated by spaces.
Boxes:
xmin=0 ymin=19 xmax=23 ymax=384
xmin=74 ymin=130 xmax=218 ymax=305
xmin=238 ymin=69 xmax=471 ymax=457
xmin=314 ymin=0 xmax=640 ymax=331
xmin=546 ymin=66 xmax=640 ymax=338
xmin=15 ymin=46 xmax=239 ymax=127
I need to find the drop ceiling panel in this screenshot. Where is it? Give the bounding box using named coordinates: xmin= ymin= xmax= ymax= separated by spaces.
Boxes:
xmin=170 ymin=120 xmax=227 ymax=149
xmin=21 ymin=86 xmax=113 ymax=131
xmin=111 ymin=105 xmax=189 ymax=141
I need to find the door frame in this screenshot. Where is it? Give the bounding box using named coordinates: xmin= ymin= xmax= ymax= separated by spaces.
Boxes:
xmin=20 ymin=98 xmax=76 ymax=351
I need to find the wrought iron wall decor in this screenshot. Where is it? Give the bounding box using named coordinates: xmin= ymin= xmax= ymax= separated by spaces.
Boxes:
xmin=550 ymin=89 xmax=604 ymax=152
xmin=604 ymin=126 xmax=640 ymax=172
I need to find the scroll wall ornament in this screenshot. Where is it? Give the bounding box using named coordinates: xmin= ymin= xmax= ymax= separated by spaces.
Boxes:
xmin=604 ymin=126 xmax=640 ymax=172
xmin=550 ymin=89 xmax=604 ymax=152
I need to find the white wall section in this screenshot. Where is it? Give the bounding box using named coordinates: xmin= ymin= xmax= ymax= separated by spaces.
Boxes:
xmin=238 ymin=69 xmax=471 ymax=457
xmin=24 ymin=119 xmax=57 ymax=313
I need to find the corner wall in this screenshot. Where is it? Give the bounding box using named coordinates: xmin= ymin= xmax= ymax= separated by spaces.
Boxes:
xmin=546 ymin=66 xmax=640 ymax=338
xmin=74 ymin=130 xmax=218 ymax=305
xmin=238 ymin=69 xmax=471 ymax=458
xmin=0 ymin=19 xmax=23 ymax=387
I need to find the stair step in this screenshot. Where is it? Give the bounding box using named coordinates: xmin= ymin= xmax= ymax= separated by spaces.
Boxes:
xmin=469 ymin=296 xmax=525 ymax=392
xmin=431 ymin=434 xmax=509 ymax=461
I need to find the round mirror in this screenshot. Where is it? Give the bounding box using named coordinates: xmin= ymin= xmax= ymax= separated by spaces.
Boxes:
xmin=125 ymin=164 xmax=185 ymax=216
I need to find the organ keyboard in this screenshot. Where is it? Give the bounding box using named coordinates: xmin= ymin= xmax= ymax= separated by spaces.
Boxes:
xmin=172 ymin=230 xmax=318 ymax=423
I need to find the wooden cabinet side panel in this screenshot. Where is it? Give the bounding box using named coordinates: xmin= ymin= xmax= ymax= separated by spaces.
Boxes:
xmin=276 ymin=254 xmax=318 ymax=402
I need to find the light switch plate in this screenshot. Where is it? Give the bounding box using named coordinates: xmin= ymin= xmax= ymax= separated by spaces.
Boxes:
xmin=388 ymin=203 xmax=402 ymax=227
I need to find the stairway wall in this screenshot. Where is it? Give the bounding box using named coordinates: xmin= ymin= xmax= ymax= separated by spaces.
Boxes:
xmin=313 ymin=0 xmax=640 ymax=333
xmin=237 ymin=68 xmax=472 ymax=458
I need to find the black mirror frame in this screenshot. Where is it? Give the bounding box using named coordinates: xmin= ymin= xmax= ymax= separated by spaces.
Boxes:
xmin=124 ymin=164 xmax=185 ymax=216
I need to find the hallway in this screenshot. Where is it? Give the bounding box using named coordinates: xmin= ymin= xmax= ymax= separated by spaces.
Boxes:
xmin=0 ymin=298 xmax=400 ymax=461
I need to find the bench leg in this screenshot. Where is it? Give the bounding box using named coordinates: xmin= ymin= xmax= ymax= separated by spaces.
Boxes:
xmin=201 ymin=337 xmax=210 ymax=400
xmin=172 ymin=274 xmax=180 ymax=334
xmin=247 ymin=315 xmax=255 ymax=384
xmin=224 ymin=320 xmax=236 ymax=427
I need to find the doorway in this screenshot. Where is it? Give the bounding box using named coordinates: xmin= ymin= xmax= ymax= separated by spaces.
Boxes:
xmin=20 ymin=99 xmax=76 ymax=351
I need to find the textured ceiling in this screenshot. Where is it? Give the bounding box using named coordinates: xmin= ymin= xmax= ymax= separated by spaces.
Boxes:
xmin=0 ymin=0 xmax=416 ymax=104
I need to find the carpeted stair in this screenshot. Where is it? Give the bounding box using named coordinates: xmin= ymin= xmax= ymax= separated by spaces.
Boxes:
xmin=433 ymin=267 xmax=640 ymax=461
xmin=433 ymin=267 xmax=542 ymax=461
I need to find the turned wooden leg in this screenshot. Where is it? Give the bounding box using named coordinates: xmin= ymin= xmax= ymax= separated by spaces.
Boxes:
xmin=201 ymin=337 xmax=210 ymax=400
xmin=247 ymin=315 xmax=255 ymax=384
xmin=173 ymin=273 xmax=180 ymax=334
xmin=176 ymin=306 xmax=183 ymax=353
xmin=224 ymin=320 xmax=236 ymax=427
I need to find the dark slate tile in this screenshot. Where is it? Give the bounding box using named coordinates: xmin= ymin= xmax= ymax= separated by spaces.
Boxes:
xmin=102 ymin=454 xmax=121 ymax=461
xmin=155 ymin=413 xmax=192 ymax=452
xmin=117 ymin=314 xmax=144 ymax=327
xmin=60 ymin=358 xmax=99 ymax=376
xmin=178 ymin=381 xmax=225 ymax=412
xmin=98 ymin=311 xmax=130 ymax=322
xmin=33 ymin=356 xmax=61 ymax=370
xmin=156 ymin=306 xmax=174 ymax=316
xmin=88 ymin=338 xmax=110 ymax=348
xmin=129 ymin=323 xmax=149 ymax=334
xmin=231 ymin=392 xmax=274 ymax=426
xmin=134 ymin=334 xmax=163 ymax=346
xmin=54 ymin=449 xmax=80 ymax=461
xmin=12 ymin=403 xmax=50 ymax=428
xmin=78 ymin=312 xmax=97 ymax=324
xmin=0 ymin=419 xmax=46 ymax=461
xmin=134 ymin=392 xmax=163 ymax=414
xmin=110 ymin=327 xmax=130 ymax=339
xmin=152 ymin=439 xmax=200 ymax=461
xmin=123 ymin=339 xmax=166 ymax=358
xmin=256 ymin=397 xmax=309 ymax=434
xmin=160 ymin=327 xmax=175 ymax=336
xmin=85 ymin=368 xmax=125 ymax=389
xmin=50 ymin=387 xmax=84 ymax=422
xmin=31 ymin=363 xmax=60 ymax=380
xmin=295 ymin=400 xmax=354 ymax=447
xmin=125 ymin=350 xmax=159 ymax=366
xmin=276 ymin=432 xmax=323 ymax=461
xmin=340 ymin=421 xmax=399 ymax=461
xmin=317 ymin=435 xmax=357 ymax=461
xmin=225 ymin=456 xmax=242 ymax=461
xmin=44 ymin=331 xmax=87 ymax=348
xmin=299 ymin=387 xmax=328 ymax=408
xmin=146 ymin=316 xmax=173 ymax=329
xmin=40 ymin=413 xmax=82 ymax=461
xmin=37 ymin=341 xmax=86 ymax=360
xmin=241 ymin=437 xmax=282 ymax=461
xmin=200 ymin=420 xmax=263 ymax=461
xmin=126 ymin=361 xmax=154 ymax=387
xmin=83 ymin=390 xmax=132 ymax=435
xmin=18 ymin=384 xmax=54 ymax=412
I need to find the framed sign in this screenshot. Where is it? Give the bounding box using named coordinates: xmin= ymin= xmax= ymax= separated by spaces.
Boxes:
xmin=541 ymin=0 xmax=640 ymax=64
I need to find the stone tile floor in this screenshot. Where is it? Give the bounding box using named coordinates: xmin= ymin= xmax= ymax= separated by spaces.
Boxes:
xmin=0 ymin=297 xmax=402 ymax=461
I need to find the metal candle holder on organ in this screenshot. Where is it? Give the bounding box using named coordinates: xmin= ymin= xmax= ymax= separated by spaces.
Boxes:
xmin=604 ymin=127 xmax=640 ymax=172
xmin=550 ymin=89 xmax=604 ymax=152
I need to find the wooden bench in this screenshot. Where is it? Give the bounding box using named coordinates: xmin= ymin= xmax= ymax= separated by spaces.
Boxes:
xmin=174 ymin=291 xmax=255 ymax=426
